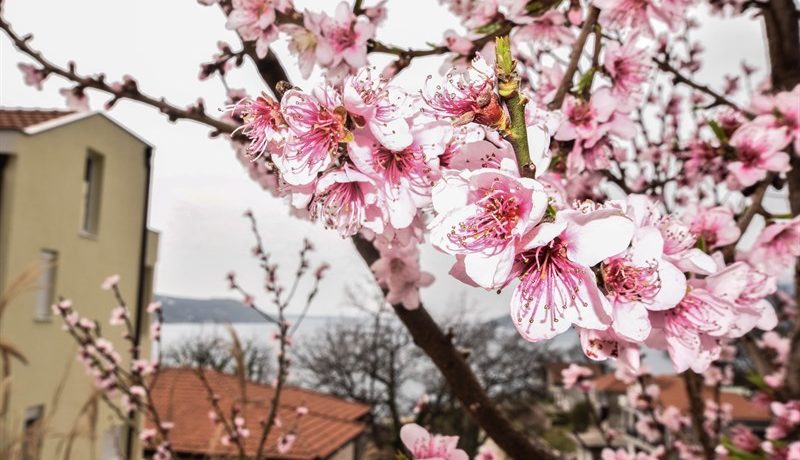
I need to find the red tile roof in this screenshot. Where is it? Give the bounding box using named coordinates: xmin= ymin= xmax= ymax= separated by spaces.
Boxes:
xmin=0 ymin=108 xmax=74 ymax=130
xmin=147 ymin=368 xmax=370 ymax=459
xmin=592 ymin=374 xmax=770 ymax=422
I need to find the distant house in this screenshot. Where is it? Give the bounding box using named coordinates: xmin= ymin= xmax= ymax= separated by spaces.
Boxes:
xmin=569 ymin=373 xmax=771 ymax=459
xmin=147 ymin=368 xmax=370 ymax=459
xmin=0 ymin=108 xmax=158 ymax=459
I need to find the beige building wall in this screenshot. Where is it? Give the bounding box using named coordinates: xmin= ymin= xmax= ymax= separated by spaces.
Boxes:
xmin=328 ymin=442 xmax=355 ymax=460
xmin=0 ymin=113 xmax=156 ymax=460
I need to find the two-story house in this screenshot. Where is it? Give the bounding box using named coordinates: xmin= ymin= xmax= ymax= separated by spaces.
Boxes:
xmin=0 ymin=108 xmax=158 ymax=460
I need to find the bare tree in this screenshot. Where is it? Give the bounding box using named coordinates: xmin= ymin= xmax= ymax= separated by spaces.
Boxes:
xmin=295 ymin=283 xmax=415 ymax=452
xmin=162 ymin=335 xmax=273 ymax=384
xmin=415 ymin=319 xmax=564 ymax=454
xmin=297 ymin=283 xmax=568 ymax=456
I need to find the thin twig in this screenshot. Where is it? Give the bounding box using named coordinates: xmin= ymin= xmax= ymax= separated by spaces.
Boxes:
xmin=654 ymin=57 xmax=755 ymax=117
xmin=0 ymin=13 xmax=237 ymax=134
xmin=549 ymin=6 xmax=601 ymax=110
xmin=495 ymin=36 xmax=534 ymax=178
xmin=721 ymin=174 xmax=773 ymax=261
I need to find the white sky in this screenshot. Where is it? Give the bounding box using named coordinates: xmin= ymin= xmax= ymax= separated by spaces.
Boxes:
xmin=0 ymin=0 xmax=771 ymax=319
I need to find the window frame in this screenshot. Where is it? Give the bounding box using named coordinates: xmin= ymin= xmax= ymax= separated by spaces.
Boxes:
xmin=80 ymin=149 xmax=105 ymax=237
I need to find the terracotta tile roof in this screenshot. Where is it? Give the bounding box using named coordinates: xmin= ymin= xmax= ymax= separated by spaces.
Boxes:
xmin=592 ymin=374 xmax=770 ymax=422
xmin=147 ymin=368 xmax=370 ymax=459
xmin=593 ymin=373 xmax=629 ymax=393
xmin=0 ymin=108 xmax=74 ymax=130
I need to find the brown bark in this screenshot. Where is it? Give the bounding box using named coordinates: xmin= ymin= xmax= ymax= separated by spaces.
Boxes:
xmin=761 ymin=0 xmax=800 ymax=398
xmin=682 ymin=372 xmax=715 ymax=460
xmin=352 ymin=236 xmax=561 ymax=460
xmin=549 ymin=6 xmax=601 ymax=110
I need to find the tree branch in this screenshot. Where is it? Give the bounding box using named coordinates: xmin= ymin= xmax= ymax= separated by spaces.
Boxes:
xmin=653 ymin=57 xmax=754 ymax=117
xmin=721 ymin=174 xmax=773 ymax=262
xmin=681 ymin=372 xmax=715 ymax=460
xmin=351 ymin=235 xmax=560 ymax=460
xmin=761 ymin=0 xmax=800 ymax=399
xmin=549 ymin=6 xmax=600 ymax=110
xmin=496 ymin=36 xmax=534 ymax=178
xmin=0 ymin=10 xmax=237 ymax=135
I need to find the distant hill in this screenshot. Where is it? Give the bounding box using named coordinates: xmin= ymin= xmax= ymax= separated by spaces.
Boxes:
xmin=157 ymin=295 xmax=269 ymax=323
xmin=156 ymin=295 xmax=675 ymax=374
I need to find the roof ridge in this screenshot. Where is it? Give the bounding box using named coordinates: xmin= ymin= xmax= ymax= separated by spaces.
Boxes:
xmin=157 ymin=367 xmax=370 ymax=412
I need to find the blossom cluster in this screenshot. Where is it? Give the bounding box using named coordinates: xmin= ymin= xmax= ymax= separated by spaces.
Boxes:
xmin=233 ymin=43 xmax=796 ymax=377
xmin=13 ymin=0 xmax=800 ymax=455
xmin=53 ymin=278 xmax=170 ymax=459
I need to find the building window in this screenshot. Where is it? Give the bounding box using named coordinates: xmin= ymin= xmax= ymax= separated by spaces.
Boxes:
xmin=35 ymin=249 xmax=57 ymax=321
xmin=81 ymin=150 xmax=104 ymax=235
xmin=22 ymin=405 xmax=44 ymax=460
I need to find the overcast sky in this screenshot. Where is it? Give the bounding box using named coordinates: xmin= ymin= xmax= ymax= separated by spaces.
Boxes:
xmin=0 ymin=0 xmax=772 ymax=319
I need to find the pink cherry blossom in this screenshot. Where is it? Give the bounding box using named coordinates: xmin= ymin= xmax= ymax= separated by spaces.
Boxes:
xmin=474 ymin=445 xmax=499 ymax=460
xmin=342 ymin=67 xmax=413 ymax=151
xmin=579 ymin=327 xmax=642 ymax=376
xmin=601 ymin=448 xmax=632 ymax=460
xmin=510 ymin=207 xmax=634 ymax=341
xmin=602 ymin=222 xmax=687 ymax=342
xmin=594 ymin=0 xmax=670 ymax=36
xmin=60 ymin=87 xmax=89 ymax=112
xmin=555 ymin=88 xmax=630 ymax=147
xmin=278 ymin=87 xmax=351 ymax=185
xmin=561 ymin=363 xmax=595 ymax=390
xmin=603 ymin=39 xmax=651 ymax=109
xmin=315 ymin=2 xmax=374 ymax=70
xmin=515 ymin=10 xmax=575 ymax=47
xmin=684 ymin=205 xmax=740 ymax=250
xmin=752 ymin=84 xmax=800 ymax=154
xmin=657 ymin=405 xmax=689 ymax=433
xmin=277 ymin=432 xmax=297 ymax=453
xmin=443 ymin=30 xmax=474 ymax=55
xmin=234 ymin=92 xmax=286 ymax=160
xmin=422 ymin=55 xmax=505 ymax=127
xmin=758 ymin=331 xmax=790 ymax=365
xmin=727 ymin=122 xmax=791 ymax=189
xmin=440 ymin=0 xmax=499 ymax=29
xmin=625 ymin=195 xmax=717 ymax=275
xmin=429 ymin=165 xmax=548 ymax=289
xmin=225 ymin=0 xmax=291 ymax=58
xmin=706 ymin=261 xmax=777 ymax=337
xmin=767 ymin=401 xmax=800 ymax=441
xmin=349 ymin=121 xmax=446 ymax=229
xmin=310 ymin=166 xmax=383 ymax=237
xmin=741 ymin=216 xmax=800 ymax=276
xmin=635 ymin=416 xmax=661 ymax=442
xmin=371 ymin=237 xmax=434 ymax=310
xmin=533 ymin=62 xmax=565 ymax=105
xmin=281 ymin=11 xmax=323 ymax=79
xmin=399 ymin=423 xmax=468 ymax=460
xmin=649 ymin=279 xmax=737 ymax=372
xmin=101 ymin=274 xmax=121 ymax=290
xmin=18 ymin=63 xmax=46 ymax=90
xmin=728 ymin=424 xmax=760 ymax=452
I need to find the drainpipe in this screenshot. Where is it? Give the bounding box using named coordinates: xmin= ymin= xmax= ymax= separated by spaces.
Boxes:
xmin=126 ymin=145 xmax=153 ymax=459
xmin=0 ymin=154 xmax=7 ymax=292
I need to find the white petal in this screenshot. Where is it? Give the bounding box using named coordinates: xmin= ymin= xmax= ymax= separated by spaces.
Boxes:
xmin=612 ymin=301 xmax=651 ymax=342
xmin=464 ymin=244 xmax=515 ymax=289
xmin=370 ymin=117 xmax=413 ymax=151
xmin=647 ymin=260 xmax=686 ymax=311
xmin=567 ymin=211 xmax=635 ymax=267
xmin=431 ymin=172 xmax=469 ymax=215
xmin=630 ymin=227 xmax=664 ymax=265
